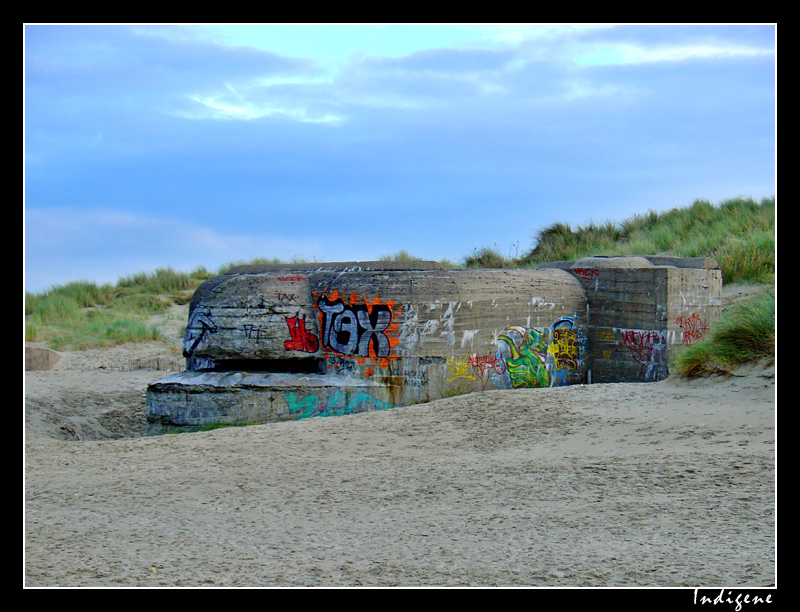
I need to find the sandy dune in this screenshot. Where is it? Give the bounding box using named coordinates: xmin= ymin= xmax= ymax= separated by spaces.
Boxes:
xmin=24 ymin=338 xmax=775 ymax=588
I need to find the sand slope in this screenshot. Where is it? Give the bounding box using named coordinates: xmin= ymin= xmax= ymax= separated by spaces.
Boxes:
xmin=24 ymin=340 xmax=775 ymax=587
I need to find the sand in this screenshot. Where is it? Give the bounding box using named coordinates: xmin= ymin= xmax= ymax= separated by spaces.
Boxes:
xmin=24 ymin=287 xmax=776 ymax=588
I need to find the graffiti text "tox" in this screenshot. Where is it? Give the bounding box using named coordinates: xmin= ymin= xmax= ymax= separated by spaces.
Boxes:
xmin=316 ymin=295 xmax=393 ymax=358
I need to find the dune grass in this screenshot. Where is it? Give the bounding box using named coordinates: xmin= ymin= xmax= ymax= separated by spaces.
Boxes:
xmin=24 ymin=267 xmax=207 ymax=350
xmin=520 ymin=196 xmax=775 ymax=284
xmin=462 ymin=246 xmax=516 ymax=269
xmin=673 ymin=289 xmax=775 ymax=377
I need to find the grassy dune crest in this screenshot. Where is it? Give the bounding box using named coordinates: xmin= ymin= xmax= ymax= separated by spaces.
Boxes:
xmin=521 ymin=196 xmax=775 ymax=284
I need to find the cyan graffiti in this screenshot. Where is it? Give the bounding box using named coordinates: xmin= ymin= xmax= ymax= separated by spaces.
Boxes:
xmin=284 ymin=391 xmax=393 ymax=420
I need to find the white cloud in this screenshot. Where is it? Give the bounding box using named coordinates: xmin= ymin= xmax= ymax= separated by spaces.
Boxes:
xmin=180 ymin=92 xmax=343 ymax=123
xmin=574 ymin=41 xmax=774 ymax=66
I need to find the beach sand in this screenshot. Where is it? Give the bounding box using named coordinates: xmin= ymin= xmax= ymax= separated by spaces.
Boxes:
xmin=24 ymin=337 xmax=775 ymax=587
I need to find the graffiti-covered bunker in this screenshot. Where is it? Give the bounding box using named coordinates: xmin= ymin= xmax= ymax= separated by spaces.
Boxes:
xmin=146 ymin=256 xmax=722 ymax=434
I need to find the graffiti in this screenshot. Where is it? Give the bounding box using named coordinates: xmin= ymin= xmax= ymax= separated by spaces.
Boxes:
xmin=468 ymin=354 xmax=506 ymax=390
xmin=549 ymin=326 xmax=580 ymax=371
xmin=494 ymin=316 xmax=585 ymax=389
xmin=183 ymin=306 xmax=217 ymax=358
xmin=277 ymin=276 xmax=307 ymax=282
xmin=277 ymin=292 xmax=298 ymax=303
xmin=325 ymin=353 xmax=356 ymax=374
xmin=284 ymin=390 xmax=393 ymax=420
xmin=618 ymin=328 xmax=668 ymax=379
xmin=242 ymin=324 xmax=267 ymax=342
xmin=313 ymin=289 xmax=400 ymax=369
xmin=497 ymin=325 xmax=549 ymax=388
xmin=573 ymin=267 xmax=599 ymax=283
xmin=317 ymin=295 xmax=392 ymax=357
xmin=439 ymin=301 xmax=461 ymax=347
xmin=446 ymin=355 xmax=475 ymax=383
xmin=596 ymin=328 xmax=615 ymax=342
xmin=595 ymin=328 xmax=615 ymax=359
xmin=401 ymin=368 xmax=428 ymax=389
xmin=284 ymin=393 xmax=318 ymax=418
xmin=283 ymin=314 xmax=319 ymax=353
xmin=618 ymin=329 xmax=662 ymax=362
xmin=546 ymin=316 xmax=585 ymax=385
xmin=676 ymin=313 xmax=709 ymax=345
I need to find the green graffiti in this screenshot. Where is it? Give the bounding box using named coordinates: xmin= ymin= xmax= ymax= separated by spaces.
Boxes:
xmin=284 ymin=391 xmax=393 ymax=420
xmin=284 ymin=393 xmax=318 ymax=419
xmin=497 ymin=325 xmax=549 ymax=388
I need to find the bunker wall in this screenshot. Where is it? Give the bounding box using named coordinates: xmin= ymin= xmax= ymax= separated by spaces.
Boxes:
xmin=146 ymin=257 xmax=723 ymax=433
xmin=567 ymin=259 xmax=722 ymax=383
xmin=147 ymin=265 xmax=590 ymax=433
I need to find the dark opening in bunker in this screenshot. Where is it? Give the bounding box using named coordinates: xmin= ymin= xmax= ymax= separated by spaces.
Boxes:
xmin=202 ymin=358 xmax=324 ymax=375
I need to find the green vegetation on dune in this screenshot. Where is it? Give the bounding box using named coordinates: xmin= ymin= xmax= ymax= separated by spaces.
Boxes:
xmin=25 ymin=196 xmax=775 ymax=373
xmin=24 ymin=267 xmax=209 ymax=350
xmin=520 ymin=196 xmax=775 ymax=284
xmin=672 ymin=289 xmax=775 ymax=377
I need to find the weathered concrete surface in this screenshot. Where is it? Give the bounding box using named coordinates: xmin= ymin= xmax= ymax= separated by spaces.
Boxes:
xmin=147 ymin=263 xmax=590 ymax=432
xmin=146 ymin=256 xmax=724 ymax=431
xmin=146 ymin=370 xmax=395 ymax=435
xmin=566 ymin=256 xmax=723 ymax=383
xmin=25 ymin=346 xmax=62 ymax=371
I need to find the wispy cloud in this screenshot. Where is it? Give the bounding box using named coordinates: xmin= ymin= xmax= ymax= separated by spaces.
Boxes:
xmin=179 ymin=91 xmax=344 ymax=123
xmin=574 ymin=40 xmax=775 ymax=66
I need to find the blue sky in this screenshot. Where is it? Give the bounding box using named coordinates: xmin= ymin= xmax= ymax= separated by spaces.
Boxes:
xmin=24 ymin=24 xmax=776 ymax=293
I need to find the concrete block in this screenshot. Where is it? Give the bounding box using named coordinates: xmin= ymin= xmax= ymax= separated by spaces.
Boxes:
xmin=25 ymin=346 xmax=61 ymax=371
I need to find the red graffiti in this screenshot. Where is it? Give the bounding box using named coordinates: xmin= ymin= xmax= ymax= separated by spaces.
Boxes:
xmin=573 ymin=268 xmax=599 ymax=283
xmin=468 ymin=354 xmax=506 ymax=390
xmin=284 ymin=314 xmax=319 ymax=353
xmin=676 ymin=313 xmax=709 ymax=345
xmin=618 ymin=329 xmax=663 ymax=365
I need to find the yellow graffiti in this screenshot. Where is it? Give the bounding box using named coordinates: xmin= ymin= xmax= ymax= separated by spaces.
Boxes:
xmin=446 ymin=356 xmax=475 ymax=382
xmin=596 ymin=328 xmax=614 ymax=341
xmin=548 ymin=328 xmax=580 ymax=371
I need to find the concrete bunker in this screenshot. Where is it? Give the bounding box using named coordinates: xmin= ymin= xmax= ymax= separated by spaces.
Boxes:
xmin=145 ymin=256 xmax=722 ymax=434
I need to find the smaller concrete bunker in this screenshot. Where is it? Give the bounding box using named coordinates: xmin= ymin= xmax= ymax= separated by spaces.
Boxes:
xmin=145 ymin=256 xmax=722 ymax=434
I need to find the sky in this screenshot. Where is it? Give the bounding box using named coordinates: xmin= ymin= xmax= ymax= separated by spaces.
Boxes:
xmin=24 ymin=23 xmax=776 ymax=293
